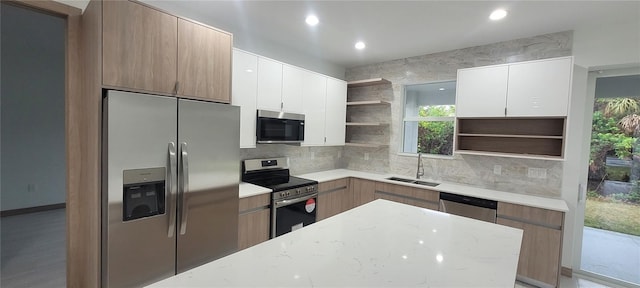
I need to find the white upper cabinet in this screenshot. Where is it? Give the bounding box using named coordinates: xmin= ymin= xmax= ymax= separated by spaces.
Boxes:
xmin=456 ymin=66 xmax=509 ymax=117
xmin=506 ymin=57 xmax=572 ymax=117
xmin=256 ymin=57 xmax=283 ymax=112
xmin=232 ymin=49 xmax=258 ymax=148
xmin=325 ymin=78 xmax=347 ymax=146
xmin=302 ymin=71 xmax=328 ymax=146
xmin=456 ymin=56 xmax=573 ymax=118
xmin=281 ymin=65 xmax=304 ymax=113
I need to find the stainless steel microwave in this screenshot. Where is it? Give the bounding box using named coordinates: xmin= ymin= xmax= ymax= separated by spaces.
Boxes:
xmin=256 ymin=110 xmax=305 ymax=144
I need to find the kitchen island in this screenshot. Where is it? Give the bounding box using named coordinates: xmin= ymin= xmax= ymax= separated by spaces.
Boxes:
xmin=148 ymin=199 xmax=523 ymax=287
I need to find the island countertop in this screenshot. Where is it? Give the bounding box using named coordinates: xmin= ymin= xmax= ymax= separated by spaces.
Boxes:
xmin=148 ymin=199 xmax=523 ymax=287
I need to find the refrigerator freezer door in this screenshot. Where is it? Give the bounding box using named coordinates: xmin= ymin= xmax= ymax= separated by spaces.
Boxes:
xmin=176 ymin=99 xmax=240 ymax=273
xmin=103 ymin=91 xmax=178 ymax=287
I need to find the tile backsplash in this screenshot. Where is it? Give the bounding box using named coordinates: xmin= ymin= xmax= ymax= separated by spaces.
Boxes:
xmin=240 ymin=145 xmax=343 ymax=175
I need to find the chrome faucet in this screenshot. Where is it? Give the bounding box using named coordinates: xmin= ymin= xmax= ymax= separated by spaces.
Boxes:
xmin=416 ymin=153 xmax=424 ymax=179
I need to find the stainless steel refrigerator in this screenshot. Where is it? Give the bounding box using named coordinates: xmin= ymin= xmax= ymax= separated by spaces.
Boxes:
xmin=102 ymin=90 xmax=240 ymax=287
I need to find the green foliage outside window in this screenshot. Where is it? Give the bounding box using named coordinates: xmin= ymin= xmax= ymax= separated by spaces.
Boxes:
xmin=417 ymin=105 xmax=455 ymax=155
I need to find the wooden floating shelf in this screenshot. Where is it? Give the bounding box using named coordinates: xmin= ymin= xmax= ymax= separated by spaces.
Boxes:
xmin=455 ymin=150 xmax=564 ymax=161
xmin=457 ymin=133 xmax=564 ymax=140
xmin=345 ymin=142 xmax=388 ymax=148
xmin=346 ymin=122 xmax=388 ymax=126
xmin=347 ymin=78 xmax=391 ymax=88
xmin=347 ymin=100 xmax=391 ymax=106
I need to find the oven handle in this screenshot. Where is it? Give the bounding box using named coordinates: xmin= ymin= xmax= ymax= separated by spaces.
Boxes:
xmin=274 ymin=193 xmax=318 ymax=208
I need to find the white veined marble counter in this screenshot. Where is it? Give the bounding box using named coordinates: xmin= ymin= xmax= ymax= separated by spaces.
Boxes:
xmin=148 ymin=199 xmax=523 ymax=288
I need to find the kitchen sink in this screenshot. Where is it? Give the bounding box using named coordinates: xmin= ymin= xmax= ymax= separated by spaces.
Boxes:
xmin=386 ymin=177 xmax=439 ymax=187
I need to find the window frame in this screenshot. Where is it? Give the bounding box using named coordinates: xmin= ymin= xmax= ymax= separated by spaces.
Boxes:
xmin=399 ymin=80 xmax=457 ymax=159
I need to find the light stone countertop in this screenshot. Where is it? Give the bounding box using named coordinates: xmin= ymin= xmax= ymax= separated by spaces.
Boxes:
xmin=148 ymin=199 xmax=523 ymax=288
xmin=238 ymin=182 xmax=272 ymax=198
xmin=298 ymin=169 xmax=569 ymax=212
xmin=238 ymin=169 xmax=569 ymax=212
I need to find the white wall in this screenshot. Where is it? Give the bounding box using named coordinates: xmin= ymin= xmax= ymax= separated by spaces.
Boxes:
xmin=573 ymin=20 xmax=640 ymax=69
xmin=1 ymin=4 xmax=66 ymax=211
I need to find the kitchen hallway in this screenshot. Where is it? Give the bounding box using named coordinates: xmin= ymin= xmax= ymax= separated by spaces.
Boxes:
xmin=0 ymin=209 xmax=66 ymax=288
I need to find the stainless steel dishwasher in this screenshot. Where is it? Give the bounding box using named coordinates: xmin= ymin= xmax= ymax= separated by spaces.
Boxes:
xmin=439 ymin=192 xmax=497 ymax=223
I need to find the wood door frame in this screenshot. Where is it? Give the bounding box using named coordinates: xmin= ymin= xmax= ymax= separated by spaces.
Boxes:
xmin=3 ymin=1 xmax=100 ymax=287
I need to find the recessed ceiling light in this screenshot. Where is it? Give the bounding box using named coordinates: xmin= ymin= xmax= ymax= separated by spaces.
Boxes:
xmin=305 ymin=15 xmax=319 ymax=26
xmin=489 ymin=9 xmax=507 ymax=21
xmin=355 ymin=41 xmax=366 ymax=50
xmin=439 ymin=88 xmax=445 ymax=91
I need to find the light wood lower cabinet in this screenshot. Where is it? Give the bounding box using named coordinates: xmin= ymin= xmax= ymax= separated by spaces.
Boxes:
xmin=238 ymin=194 xmax=270 ymax=250
xmin=497 ymin=202 xmax=564 ymax=287
xmin=374 ymin=182 xmax=440 ymax=211
xmin=351 ymin=178 xmax=376 ymax=207
xmin=317 ymin=178 xmax=351 ymax=220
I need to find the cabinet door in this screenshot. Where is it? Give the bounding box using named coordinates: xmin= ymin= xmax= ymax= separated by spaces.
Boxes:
xmin=281 ymin=65 xmax=304 ymax=113
xmin=177 ymin=19 xmax=232 ymax=102
xmin=317 ymin=179 xmax=350 ymax=220
xmin=506 ymin=57 xmax=572 ymax=117
xmin=238 ymin=209 xmax=270 ymax=250
xmin=256 ymin=58 xmax=283 ymax=111
xmin=497 ymin=217 xmax=561 ymax=287
xmin=302 ymin=71 xmax=327 ymax=146
xmin=103 ymin=1 xmax=177 ymax=94
xmin=351 ymin=178 xmax=375 ymax=207
xmin=456 ymin=65 xmax=509 ymax=117
xmin=325 ymin=78 xmax=347 ymax=146
xmin=232 ymin=50 xmax=258 ymax=148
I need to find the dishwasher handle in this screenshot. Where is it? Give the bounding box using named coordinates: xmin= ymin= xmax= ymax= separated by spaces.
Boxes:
xmin=439 ymin=192 xmax=497 ymax=210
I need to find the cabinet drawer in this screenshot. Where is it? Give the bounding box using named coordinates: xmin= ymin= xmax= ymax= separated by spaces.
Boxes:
xmin=318 ymin=178 xmax=349 ymax=193
xmin=375 ymin=182 xmax=439 ymax=203
xmin=497 ymin=202 xmax=563 ymax=228
xmin=239 ymin=194 xmax=270 ymax=212
xmin=375 ymin=192 xmax=439 ymax=211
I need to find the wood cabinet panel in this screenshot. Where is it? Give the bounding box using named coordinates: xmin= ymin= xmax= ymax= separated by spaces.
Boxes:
xmin=497 ymin=217 xmax=562 ymax=287
xmin=375 ymin=182 xmax=439 ymax=203
xmin=102 ymin=0 xmax=177 ymax=94
xmin=317 ymin=187 xmax=351 ymax=220
xmin=238 ymin=209 xmax=270 ymax=250
xmin=497 ymin=202 xmax=563 ymax=228
xmin=317 ymin=179 xmax=351 ymax=221
xmin=350 ymin=178 xmax=376 ymax=207
xmin=375 ymin=192 xmax=439 ymax=211
xmin=177 ymin=19 xmax=232 ymax=102
xmin=318 ymin=178 xmax=349 ymax=192
xmin=238 ymin=194 xmax=270 ymax=212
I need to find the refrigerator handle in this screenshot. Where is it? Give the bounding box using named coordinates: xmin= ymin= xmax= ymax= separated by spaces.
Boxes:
xmin=167 ymin=142 xmax=177 ymax=238
xmin=179 ymin=142 xmax=189 ymax=235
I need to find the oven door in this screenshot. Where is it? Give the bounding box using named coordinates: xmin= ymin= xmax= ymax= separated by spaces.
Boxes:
xmin=271 ymin=193 xmax=317 ymax=238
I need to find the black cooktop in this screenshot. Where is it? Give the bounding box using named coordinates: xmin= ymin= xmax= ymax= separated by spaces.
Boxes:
xmin=242 ymin=170 xmax=317 ymax=192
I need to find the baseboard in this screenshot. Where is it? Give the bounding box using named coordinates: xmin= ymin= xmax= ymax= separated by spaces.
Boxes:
xmin=561 ymin=266 xmax=573 ymax=277
xmin=1 ymin=203 xmax=66 ymax=217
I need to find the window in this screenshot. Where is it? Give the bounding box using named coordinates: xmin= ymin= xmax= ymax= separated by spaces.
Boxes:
xmin=402 ymin=81 xmax=456 ymax=156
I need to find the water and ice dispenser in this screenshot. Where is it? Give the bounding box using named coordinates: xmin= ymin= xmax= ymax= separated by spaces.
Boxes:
xmin=122 ymin=168 xmax=166 ymax=221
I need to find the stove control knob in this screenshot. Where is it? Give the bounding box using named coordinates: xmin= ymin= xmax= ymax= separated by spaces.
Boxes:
xmin=296 ymin=189 xmax=301 ymax=194
xmin=286 ymin=191 xmax=291 ymax=196
xmin=280 ymin=192 xmax=286 ymax=197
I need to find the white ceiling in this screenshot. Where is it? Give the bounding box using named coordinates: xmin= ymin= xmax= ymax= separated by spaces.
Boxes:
xmin=59 ymin=0 xmax=640 ymax=70
xmin=139 ymin=1 xmax=640 ymax=69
